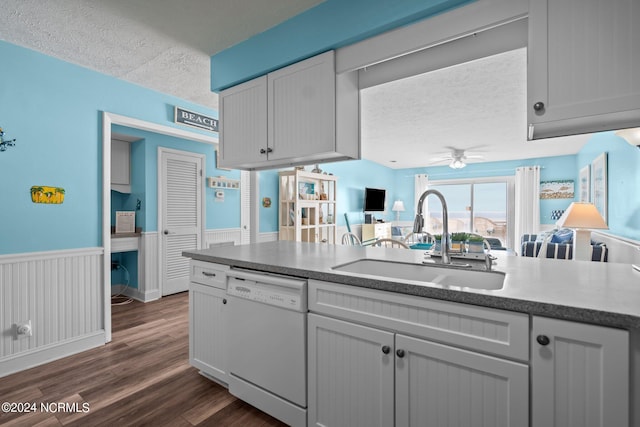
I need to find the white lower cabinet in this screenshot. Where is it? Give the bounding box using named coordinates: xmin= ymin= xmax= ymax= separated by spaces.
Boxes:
xmin=308 ymin=313 xmax=395 ymax=427
xmin=531 ymin=316 xmax=629 ymax=427
xmin=189 ymin=261 xmax=229 ymax=384
xmin=308 ymin=312 xmax=529 ymax=427
xmin=395 ymin=334 xmax=528 ymax=427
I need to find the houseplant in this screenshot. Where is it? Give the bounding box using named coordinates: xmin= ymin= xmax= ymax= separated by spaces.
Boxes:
xmin=467 ymin=234 xmax=486 ymax=254
xmin=450 ymin=232 xmax=468 ymax=253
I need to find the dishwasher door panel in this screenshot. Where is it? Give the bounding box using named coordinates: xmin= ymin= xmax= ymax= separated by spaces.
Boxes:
xmin=227 ymin=295 xmax=307 ymax=407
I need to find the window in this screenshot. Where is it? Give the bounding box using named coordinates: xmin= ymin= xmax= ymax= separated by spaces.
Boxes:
xmin=418 ymin=177 xmax=514 ymax=249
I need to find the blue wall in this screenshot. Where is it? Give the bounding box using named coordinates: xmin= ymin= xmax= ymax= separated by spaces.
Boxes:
xmin=211 ymin=0 xmax=474 ymax=90
xmin=0 ymin=40 xmax=219 ymax=255
xmin=577 ymin=131 xmax=640 ymax=240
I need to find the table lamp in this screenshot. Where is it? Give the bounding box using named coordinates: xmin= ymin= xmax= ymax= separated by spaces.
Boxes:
xmin=392 ymin=200 xmax=405 ymax=222
xmin=555 ymin=202 xmax=608 ymax=261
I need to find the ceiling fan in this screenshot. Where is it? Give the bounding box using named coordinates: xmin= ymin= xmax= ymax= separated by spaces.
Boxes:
xmin=428 ymin=147 xmax=485 ymax=169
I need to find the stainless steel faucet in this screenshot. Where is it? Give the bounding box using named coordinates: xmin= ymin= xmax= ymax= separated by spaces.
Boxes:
xmin=414 ymin=189 xmax=450 ymax=264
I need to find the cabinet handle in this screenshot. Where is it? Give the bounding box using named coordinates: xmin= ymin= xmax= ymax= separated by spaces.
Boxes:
xmin=222 ymin=298 xmax=227 ymax=304
xmin=267 ymin=147 xmax=273 ymax=153
xmin=202 ymin=272 xmax=216 ymax=277
xmin=396 ymin=349 xmax=405 ymax=358
xmin=381 ymin=345 xmax=390 ymax=354
xmin=533 ymin=101 xmax=545 ymax=112
xmin=536 ymin=335 xmax=550 ymax=346
xmin=259 ymin=148 xmax=267 ymax=154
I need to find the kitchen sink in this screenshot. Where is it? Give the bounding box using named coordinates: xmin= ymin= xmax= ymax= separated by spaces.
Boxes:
xmin=331 ymin=258 xmax=505 ymax=290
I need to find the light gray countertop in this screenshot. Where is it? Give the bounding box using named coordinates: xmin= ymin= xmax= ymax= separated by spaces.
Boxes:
xmin=183 ymin=241 xmax=640 ymax=330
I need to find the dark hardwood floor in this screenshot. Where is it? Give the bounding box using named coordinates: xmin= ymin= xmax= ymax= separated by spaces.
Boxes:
xmin=0 ymin=292 xmax=287 ymax=426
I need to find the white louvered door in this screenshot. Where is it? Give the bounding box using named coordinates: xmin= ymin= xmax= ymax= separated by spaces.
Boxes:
xmin=159 ymin=148 xmax=204 ymax=296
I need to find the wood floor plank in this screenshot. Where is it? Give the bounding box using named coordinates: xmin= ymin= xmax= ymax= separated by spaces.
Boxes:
xmin=0 ymin=292 xmax=286 ymax=426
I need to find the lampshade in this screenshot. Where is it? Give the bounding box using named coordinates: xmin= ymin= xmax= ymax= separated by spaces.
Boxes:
xmin=615 ymin=127 xmax=640 ymax=147
xmin=555 ymin=202 xmax=608 ymax=229
xmin=392 ymin=200 xmax=405 ymax=212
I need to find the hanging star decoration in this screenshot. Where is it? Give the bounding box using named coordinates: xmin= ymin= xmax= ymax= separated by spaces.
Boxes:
xmin=0 ymin=127 xmax=17 ymax=152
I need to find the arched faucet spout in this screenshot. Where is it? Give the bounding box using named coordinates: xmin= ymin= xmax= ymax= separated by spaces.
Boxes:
xmin=413 ymin=189 xmax=450 ymax=264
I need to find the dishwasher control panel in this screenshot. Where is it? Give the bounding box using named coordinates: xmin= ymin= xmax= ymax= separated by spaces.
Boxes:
xmin=227 ymin=276 xmax=306 ymax=312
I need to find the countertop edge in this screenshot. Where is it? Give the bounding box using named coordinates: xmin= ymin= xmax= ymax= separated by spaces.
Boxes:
xmin=185 ymin=251 xmax=640 ymax=330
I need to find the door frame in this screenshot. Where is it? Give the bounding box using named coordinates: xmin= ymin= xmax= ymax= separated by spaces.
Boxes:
xmin=157 ymin=147 xmax=206 ymax=296
xmin=102 ymin=112 xmax=217 ymax=342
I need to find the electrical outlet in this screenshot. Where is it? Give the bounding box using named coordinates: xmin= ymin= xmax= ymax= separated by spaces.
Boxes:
xmin=15 ymin=320 xmax=32 ymax=339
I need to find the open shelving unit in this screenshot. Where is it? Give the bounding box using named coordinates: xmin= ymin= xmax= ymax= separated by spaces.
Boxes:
xmin=279 ymin=169 xmax=337 ymax=244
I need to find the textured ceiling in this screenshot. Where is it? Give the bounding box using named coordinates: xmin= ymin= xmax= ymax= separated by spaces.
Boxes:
xmin=0 ymin=0 xmax=323 ymax=108
xmin=362 ymin=48 xmax=590 ymax=169
xmin=0 ymin=3 xmax=588 ymax=167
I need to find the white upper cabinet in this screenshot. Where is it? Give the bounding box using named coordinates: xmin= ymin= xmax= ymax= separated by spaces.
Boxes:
xmin=528 ymin=0 xmax=640 ymax=139
xmin=218 ymin=76 xmax=268 ymax=167
xmin=111 ymin=138 xmax=131 ymax=193
xmin=218 ymin=51 xmax=360 ymax=170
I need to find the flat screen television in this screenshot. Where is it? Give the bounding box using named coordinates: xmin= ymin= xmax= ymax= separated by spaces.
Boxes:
xmin=364 ymin=187 xmax=386 ymax=212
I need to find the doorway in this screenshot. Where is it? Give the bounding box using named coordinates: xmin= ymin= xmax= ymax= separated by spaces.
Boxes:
xmin=102 ymin=112 xmax=218 ymax=342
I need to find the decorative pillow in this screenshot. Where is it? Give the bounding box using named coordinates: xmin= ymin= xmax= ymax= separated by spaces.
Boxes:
xmin=535 ymin=230 xmax=556 ymax=242
xmin=550 ymin=228 xmax=573 ymax=244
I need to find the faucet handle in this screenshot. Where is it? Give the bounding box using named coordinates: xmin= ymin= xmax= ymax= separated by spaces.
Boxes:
xmin=485 ymin=253 xmax=497 ymax=271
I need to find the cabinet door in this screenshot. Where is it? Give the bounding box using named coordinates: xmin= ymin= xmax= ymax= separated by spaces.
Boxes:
xmin=219 ymin=75 xmax=267 ymax=168
xmin=111 ymin=139 xmax=131 ymax=192
xmin=531 ymin=316 xmax=629 ymax=427
xmin=308 ymin=313 xmax=394 ymax=427
xmin=268 ymin=51 xmax=335 ymax=161
xmin=395 ymin=334 xmax=528 ymax=427
xmin=189 ymin=282 xmax=228 ymax=384
xmin=528 ymin=0 xmax=640 ymax=139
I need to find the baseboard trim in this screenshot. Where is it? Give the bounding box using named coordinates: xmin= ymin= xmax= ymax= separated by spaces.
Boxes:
xmin=0 ymin=331 xmax=105 ymax=378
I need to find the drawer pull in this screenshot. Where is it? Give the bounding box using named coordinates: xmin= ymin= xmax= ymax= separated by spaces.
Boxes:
xmin=202 ymin=272 xmax=217 ymax=277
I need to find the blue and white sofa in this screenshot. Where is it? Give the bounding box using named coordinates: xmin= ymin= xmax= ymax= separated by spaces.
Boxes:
xmin=521 ymin=229 xmax=608 ymax=262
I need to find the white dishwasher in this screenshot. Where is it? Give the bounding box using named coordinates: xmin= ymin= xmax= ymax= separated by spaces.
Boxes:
xmin=226 ymin=269 xmax=307 ymax=427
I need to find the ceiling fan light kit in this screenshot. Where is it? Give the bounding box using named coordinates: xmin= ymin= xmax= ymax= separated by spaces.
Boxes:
xmin=429 ymin=147 xmax=483 ymax=169
xmin=449 ymin=158 xmax=466 ymax=169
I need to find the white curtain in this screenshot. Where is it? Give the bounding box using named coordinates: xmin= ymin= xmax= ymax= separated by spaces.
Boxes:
xmin=414 ymin=174 xmax=429 ymax=214
xmin=514 ymin=166 xmax=541 ymax=243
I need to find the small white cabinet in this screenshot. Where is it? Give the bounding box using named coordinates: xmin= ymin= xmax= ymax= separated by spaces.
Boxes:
xmin=189 ymin=260 xmax=229 ymax=384
xmin=111 ymin=138 xmax=131 ymax=193
xmin=528 ymin=0 xmax=640 ymax=139
xmin=218 ymin=51 xmax=359 ymax=170
xmin=531 ymin=316 xmax=629 ymax=427
xmin=362 ymin=222 xmax=391 ymax=242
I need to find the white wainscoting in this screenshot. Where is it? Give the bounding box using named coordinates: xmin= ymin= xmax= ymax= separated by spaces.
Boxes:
xmin=138 ymin=231 xmax=160 ymax=302
xmin=0 ymin=248 xmax=105 ymax=377
xmin=205 ymin=228 xmax=279 ymax=246
xmin=591 ymin=231 xmax=640 ymax=265
xmin=259 ymin=232 xmax=279 ymax=243
xmin=206 ymin=228 xmax=242 ymax=247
